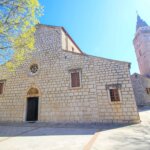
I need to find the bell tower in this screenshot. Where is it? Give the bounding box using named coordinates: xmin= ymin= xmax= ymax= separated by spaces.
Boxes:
xmin=133 ymin=14 xmax=150 ymax=77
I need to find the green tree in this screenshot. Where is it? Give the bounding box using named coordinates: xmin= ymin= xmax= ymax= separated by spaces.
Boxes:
xmin=0 ymin=0 xmax=42 ymax=71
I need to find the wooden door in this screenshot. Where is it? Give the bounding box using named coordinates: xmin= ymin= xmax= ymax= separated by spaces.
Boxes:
xmin=26 ymin=97 xmax=38 ymax=121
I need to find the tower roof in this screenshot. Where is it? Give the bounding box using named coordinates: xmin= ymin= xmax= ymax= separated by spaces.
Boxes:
xmin=136 ymin=14 xmax=148 ymax=31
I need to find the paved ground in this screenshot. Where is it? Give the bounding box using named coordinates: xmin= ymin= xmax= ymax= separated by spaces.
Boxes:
xmin=0 ymin=126 xmax=98 ymax=150
xmin=0 ymin=107 xmax=149 ymax=150
xmin=91 ymin=106 xmax=150 ymax=150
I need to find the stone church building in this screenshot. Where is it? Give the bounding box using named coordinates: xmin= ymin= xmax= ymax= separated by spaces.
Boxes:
xmin=0 ymin=24 xmax=139 ymax=123
xmin=131 ymin=15 xmax=150 ymax=106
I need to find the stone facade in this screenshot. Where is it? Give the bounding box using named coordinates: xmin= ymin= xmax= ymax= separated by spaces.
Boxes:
xmin=133 ymin=15 xmax=150 ymax=77
xmin=132 ymin=15 xmax=150 ymax=106
xmin=131 ymin=73 xmax=150 ymax=106
xmin=0 ymin=24 xmax=140 ymax=123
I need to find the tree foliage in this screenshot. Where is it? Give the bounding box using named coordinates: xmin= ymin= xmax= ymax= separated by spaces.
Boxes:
xmin=0 ymin=0 xmax=42 ymax=71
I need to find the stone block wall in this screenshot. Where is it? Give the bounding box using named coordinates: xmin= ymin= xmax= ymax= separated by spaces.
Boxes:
xmin=0 ymin=25 xmax=140 ymax=123
xmin=131 ymin=73 xmax=150 ymax=106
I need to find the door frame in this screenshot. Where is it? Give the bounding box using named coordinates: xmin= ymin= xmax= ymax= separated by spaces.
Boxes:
xmin=26 ymin=97 xmax=39 ymax=122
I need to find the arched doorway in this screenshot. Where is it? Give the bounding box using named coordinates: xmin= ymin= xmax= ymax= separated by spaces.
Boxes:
xmin=26 ymin=88 xmax=39 ymax=122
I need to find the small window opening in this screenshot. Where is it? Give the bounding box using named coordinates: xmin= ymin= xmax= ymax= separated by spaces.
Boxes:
xmin=71 ymin=71 xmax=80 ymax=87
xmin=30 ymin=64 xmax=38 ymax=74
xmin=72 ymin=47 xmax=74 ymax=52
xmin=109 ymin=89 xmax=120 ymax=102
xmin=146 ymin=88 xmax=150 ymax=95
xmin=0 ymin=82 xmax=4 ymax=95
xmin=135 ymin=74 xmax=138 ymax=78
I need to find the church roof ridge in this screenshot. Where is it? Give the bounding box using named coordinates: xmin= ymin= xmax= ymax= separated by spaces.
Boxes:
xmin=85 ymin=53 xmax=131 ymax=65
xmin=37 ymin=23 xmax=83 ymax=54
xmin=63 ymin=50 xmax=131 ymax=65
xmin=38 ymin=24 xmax=130 ymax=65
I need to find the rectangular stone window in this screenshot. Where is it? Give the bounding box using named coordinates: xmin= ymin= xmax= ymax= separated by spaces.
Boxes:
xmin=0 ymin=82 xmax=4 ymax=95
xmin=71 ymin=72 xmax=80 ymax=87
xmin=146 ymin=88 xmax=150 ymax=95
xmin=109 ymin=89 xmax=120 ymax=102
xmin=69 ymin=69 xmax=81 ymax=88
xmin=106 ymin=84 xmax=122 ymax=102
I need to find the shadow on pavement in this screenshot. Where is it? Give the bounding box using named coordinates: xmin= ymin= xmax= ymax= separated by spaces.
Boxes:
xmin=0 ymin=122 xmax=133 ymax=137
xmin=138 ymin=106 xmax=150 ymax=112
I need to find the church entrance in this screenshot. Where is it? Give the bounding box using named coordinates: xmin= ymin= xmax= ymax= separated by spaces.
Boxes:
xmin=26 ymin=97 xmax=39 ymax=122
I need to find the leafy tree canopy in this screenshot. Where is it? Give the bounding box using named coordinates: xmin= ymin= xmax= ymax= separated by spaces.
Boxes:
xmin=0 ymin=0 xmax=42 ymax=71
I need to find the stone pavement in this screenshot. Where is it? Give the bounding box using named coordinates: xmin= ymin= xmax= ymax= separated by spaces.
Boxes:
xmin=0 ymin=106 xmax=149 ymax=150
xmin=0 ymin=126 xmax=98 ymax=150
xmin=91 ymin=106 xmax=150 ymax=150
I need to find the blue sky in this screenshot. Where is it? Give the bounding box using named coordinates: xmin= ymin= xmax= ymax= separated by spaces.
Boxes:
xmin=39 ymin=0 xmax=150 ymax=74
